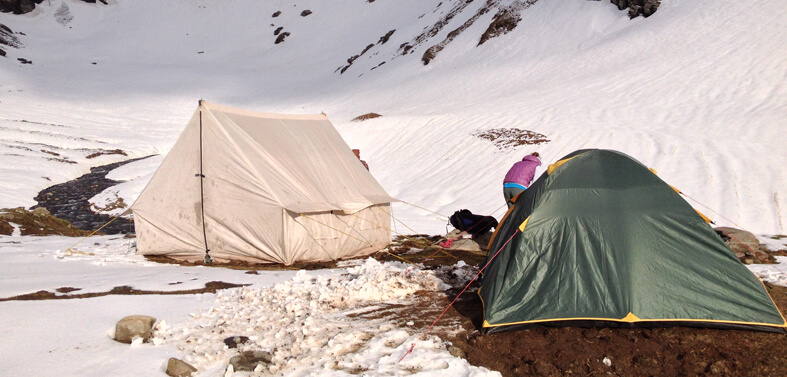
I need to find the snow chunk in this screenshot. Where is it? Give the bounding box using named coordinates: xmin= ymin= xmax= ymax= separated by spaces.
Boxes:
xmin=151 ymin=258 xmax=497 ymax=376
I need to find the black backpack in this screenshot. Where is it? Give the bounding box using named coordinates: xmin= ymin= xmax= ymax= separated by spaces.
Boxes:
xmin=449 ymin=209 xmax=498 ymax=236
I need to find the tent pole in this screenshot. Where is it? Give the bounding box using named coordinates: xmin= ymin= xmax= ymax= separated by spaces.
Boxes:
xmin=198 ymin=100 xmax=212 ymax=263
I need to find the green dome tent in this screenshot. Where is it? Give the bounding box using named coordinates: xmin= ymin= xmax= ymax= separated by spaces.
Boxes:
xmin=480 ymin=149 xmax=786 ymax=333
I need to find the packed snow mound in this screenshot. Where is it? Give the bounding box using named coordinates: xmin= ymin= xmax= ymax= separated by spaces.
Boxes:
xmin=151 ymin=258 xmax=498 ymax=377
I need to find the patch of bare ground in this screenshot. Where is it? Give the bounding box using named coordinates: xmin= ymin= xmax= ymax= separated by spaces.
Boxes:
xmin=0 ymin=281 xmax=247 ymax=302
xmin=143 ymin=254 xmax=341 ymax=271
xmin=473 ymin=128 xmax=550 ymax=150
xmin=376 ymin=240 xmax=787 ymax=377
xmin=422 ymin=0 xmax=501 ymax=65
xmin=478 ymin=1 xmax=539 ymax=46
xmin=351 ymin=113 xmax=382 ymax=122
xmin=0 ymin=207 xmax=91 ymax=236
xmin=336 ymin=29 xmax=395 ymax=74
xmin=85 ymin=148 xmax=127 ymax=159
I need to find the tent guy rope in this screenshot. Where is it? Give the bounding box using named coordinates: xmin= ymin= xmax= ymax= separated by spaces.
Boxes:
xmin=398 ymin=228 xmax=521 ymax=363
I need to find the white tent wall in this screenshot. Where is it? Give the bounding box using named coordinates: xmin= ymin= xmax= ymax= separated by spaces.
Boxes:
xmin=131 ymin=102 xmax=395 ymax=265
xmin=288 ymin=204 xmax=393 ymax=264
xmin=132 ymin=110 xmax=206 ymax=259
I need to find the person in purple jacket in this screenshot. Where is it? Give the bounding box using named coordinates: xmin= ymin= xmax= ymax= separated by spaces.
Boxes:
xmin=503 ymin=152 xmax=542 ymax=208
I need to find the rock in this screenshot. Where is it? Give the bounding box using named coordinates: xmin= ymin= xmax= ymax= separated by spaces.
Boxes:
xmin=715 ymin=227 xmax=760 ymax=259
xmin=271 ymin=11 xmax=281 ymax=17
xmin=446 ymin=229 xmax=462 ymax=239
xmin=300 ymin=10 xmax=312 ymax=17
xmin=642 ymin=0 xmax=660 ymax=17
xmin=611 ymin=0 xmax=660 ymax=18
xmin=0 ymin=0 xmax=43 ymax=15
xmin=229 ymin=351 xmax=273 ymax=372
xmin=166 ymin=358 xmax=197 ymax=377
xmin=448 ymin=346 xmax=465 ymax=358
xmin=448 ymin=238 xmax=484 ymax=254
xmin=32 ymin=207 xmax=50 ymax=217
xmin=223 ymin=336 xmax=250 ymax=349
xmin=274 ymin=32 xmax=290 ymax=44
xmin=114 ymin=315 xmax=157 ymax=344
xmin=709 ymin=360 xmax=730 ymax=374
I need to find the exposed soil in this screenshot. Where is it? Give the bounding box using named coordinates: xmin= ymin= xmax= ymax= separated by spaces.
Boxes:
xmin=351 ymin=112 xmax=382 ymax=122
xmin=474 ymin=127 xmax=550 ymax=150
xmin=0 ymin=207 xmax=91 ymax=236
xmin=388 ymin=244 xmax=787 ymax=377
xmin=0 ymin=281 xmax=247 ymax=302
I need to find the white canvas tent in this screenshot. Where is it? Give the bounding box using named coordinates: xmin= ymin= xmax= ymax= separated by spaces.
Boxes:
xmin=131 ymin=101 xmax=396 ymax=265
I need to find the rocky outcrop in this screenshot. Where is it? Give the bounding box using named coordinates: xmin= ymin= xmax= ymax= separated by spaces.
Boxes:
xmin=611 ymin=0 xmax=660 ymax=19
xmin=0 ymin=207 xmax=90 ymax=236
xmin=0 ymin=0 xmax=43 ymax=14
xmin=274 ymin=32 xmax=290 ymax=44
xmin=0 ymin=22 xmax=21 ymax=57
xmin=1 ymin=0 xmax=107 ymax=14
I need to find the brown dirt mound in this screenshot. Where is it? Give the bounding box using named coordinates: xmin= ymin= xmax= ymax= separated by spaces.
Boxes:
xmin=0 ymin=207 xmax=91 ymax=236
xmin=351 ymin=112 xmax=382 ymax=122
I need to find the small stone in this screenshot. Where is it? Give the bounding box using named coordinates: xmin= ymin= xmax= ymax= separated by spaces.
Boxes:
xmin=448 ymin=346 xmax=465 ymax=358
xmin=229 ymin=351 xmax=273 ymax=372
xmin=32 ymin=207 xmax=51 ymax=217
xmin=223 ymin=336 xmax=250 ymax=349
xmin=166 ymin=358 xmax=197 ymax=377
xmin=114 ymin=315 xmax=156 ymax=344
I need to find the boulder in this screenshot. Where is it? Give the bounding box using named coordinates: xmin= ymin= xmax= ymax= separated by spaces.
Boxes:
xmin=166 ymin=358 xmax=197 ymax=377
xmin=715 ymin=227 xmax=761 ymax=261
xmin=114 ymin=315 xmax=156 ymax=344
xmin=229 ymin=350 xmax=273 ymax=372
xmin=447 ymin=239 xmax=484 ymax=254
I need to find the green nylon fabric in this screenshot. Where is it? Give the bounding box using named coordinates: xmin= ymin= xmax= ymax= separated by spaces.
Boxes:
xmin=481 ymin=150 xmax=785 ymax=329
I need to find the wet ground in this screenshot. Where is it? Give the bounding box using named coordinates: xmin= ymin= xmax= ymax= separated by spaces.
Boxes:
xmin=32 ymin=157 xmax=151 ymax=234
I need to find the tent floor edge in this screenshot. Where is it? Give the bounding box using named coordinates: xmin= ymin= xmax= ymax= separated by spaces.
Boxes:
xmin=484 ymin=320 xmax=787 ymax=334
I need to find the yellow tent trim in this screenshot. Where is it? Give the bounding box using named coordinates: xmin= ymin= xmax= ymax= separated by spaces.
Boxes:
xmin=669 ymin=185 xmax=712 ymax=223
xmin=695 ymin=209 xmax=712 ymax=223
xmin=547 ymin=155 xmax=580 ymax=175
xmin=621 ymin=312 xmax=641 ymax=322
xmin=649 ymin=168 xmax=658 ymax=175
xmin=483 ymin=316 xmax=786 ymax=328
xmin=518 ymin=216 xmax=530 ymax=232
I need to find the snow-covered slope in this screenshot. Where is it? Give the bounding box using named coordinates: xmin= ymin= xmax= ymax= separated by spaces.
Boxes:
xmin=1 ymin=0 xmax=786 ymax=235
